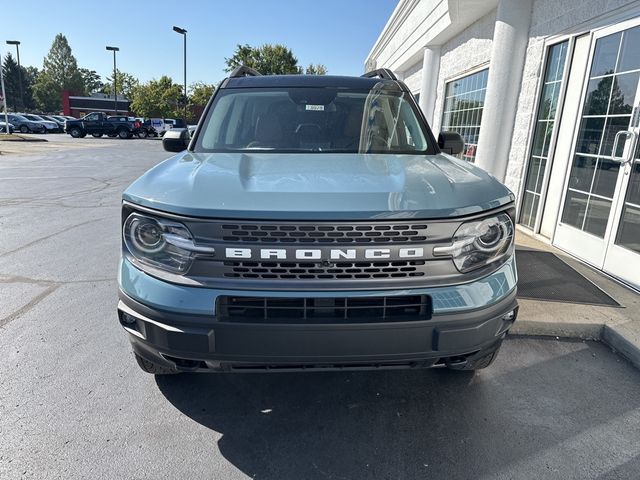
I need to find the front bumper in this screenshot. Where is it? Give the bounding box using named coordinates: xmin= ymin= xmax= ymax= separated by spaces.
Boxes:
xmin=118 ymin=256 xmax=518 ymax=372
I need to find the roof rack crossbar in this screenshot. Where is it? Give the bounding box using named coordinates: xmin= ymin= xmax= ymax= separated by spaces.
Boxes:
xmin=229 ymin=65 xmax=262 ymax=78
xmin=361 ymin=68 xmax=398 ymax=81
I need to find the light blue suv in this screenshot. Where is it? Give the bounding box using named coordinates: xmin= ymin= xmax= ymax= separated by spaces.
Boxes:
xmin=118 ymin=67 xmax=518 ymax=375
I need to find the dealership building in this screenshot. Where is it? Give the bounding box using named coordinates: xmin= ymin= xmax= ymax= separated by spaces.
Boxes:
xmin=366 ymin=0 xmax=640 ymax=289
xmin=61 ymin=91 xmax=131 ymax=118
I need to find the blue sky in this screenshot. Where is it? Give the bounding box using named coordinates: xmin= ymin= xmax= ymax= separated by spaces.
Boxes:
xmin=2 ymin=0 xmax=398 ymax=85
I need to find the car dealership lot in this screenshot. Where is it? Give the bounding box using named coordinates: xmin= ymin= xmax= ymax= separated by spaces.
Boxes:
xmin=1 ymin=140 xmax=640 ymax=479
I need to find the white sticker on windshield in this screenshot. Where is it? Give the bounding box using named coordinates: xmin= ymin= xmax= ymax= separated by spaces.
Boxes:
xmin=305 ymin=104 xmax=325 ymax=111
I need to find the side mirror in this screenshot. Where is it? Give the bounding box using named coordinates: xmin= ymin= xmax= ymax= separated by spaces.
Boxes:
xmin=163 ymin=128 xmax=190 ymax=152
xmin=438 ymin=131 xmax=464 ymax=155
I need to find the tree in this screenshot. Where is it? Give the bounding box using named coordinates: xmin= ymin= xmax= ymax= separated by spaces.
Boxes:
xmin=41 ymin=34 xmax=84 ymax=92
xmin=305 ymin=64 xmax=328 ymax=75
xmin=79 ymin=68 xmax=103 ymax=94
xmin=33 ymin=34 xmax=84 ymax=111
xmin=224 ymin=44 xmax=255 ymax=71
xmin=189 ymin=82 xmax=215 ymax=106
xmin=1 ymin=53 xmax=37 ymax=111
xmin=33 ymin=72 xmax=60 ymax=112
xmin=224 ymin=44 xmax=304 ymax=75
xmin=102 ymin=70 xmax=139 ymax=99
xmin=23 ymin=67 xmax=39 ymax=110
xmin=3 ymin=53 xmax=23 ymax=111
xmin=130 ymin=76 xmax=183 ymax=118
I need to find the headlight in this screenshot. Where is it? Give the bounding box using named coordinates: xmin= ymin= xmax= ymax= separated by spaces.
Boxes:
xmin=123 ymin=213 xmax=196 ymax=273
xmin=433 ymin=212 xmax=514 ymax=273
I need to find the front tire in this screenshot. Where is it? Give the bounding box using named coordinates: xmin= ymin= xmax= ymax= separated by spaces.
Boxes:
xmin=137 ymin=129 xmax=148 ymax=139
xmin=20 ymin=125 xmax=29 ymax=133
xmin=134 ymin=353 xmax=179 ymax=375
xmin=118 ymin=129 xmax=130 ymax=139
xmin=69 ymin=127 xmax=83 ymax=138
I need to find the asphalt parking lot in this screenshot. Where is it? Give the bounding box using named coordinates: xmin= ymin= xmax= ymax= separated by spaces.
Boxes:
xmin=1 ymin=137 xmax=640 ymax=479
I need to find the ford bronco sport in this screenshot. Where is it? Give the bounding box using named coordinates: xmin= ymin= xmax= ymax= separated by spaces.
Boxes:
xmin=118 ymin=66 xmax=518 ymax=374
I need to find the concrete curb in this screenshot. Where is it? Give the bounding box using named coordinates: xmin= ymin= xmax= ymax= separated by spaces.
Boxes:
xmin=511 ymin=319 xmax=640 ymax=370
xmin=510 ymin=320 xmax=602 ymax=340
xmin=0 ymin=135 xmax=48 ymax=142
xmin=602 ymin=324 xmax=640 ymax=370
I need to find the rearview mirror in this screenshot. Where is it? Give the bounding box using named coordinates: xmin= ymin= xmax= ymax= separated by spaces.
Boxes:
xmin=163 ymin=128 xmax=190 ymax=152
xmin=438 ymin=131 xmax=464 ymax=155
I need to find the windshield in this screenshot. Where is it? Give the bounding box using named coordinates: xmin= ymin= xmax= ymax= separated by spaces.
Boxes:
xmin=195 ymin=86 xmax=432 ymax=154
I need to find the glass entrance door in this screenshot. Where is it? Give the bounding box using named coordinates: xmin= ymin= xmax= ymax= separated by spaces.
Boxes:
xmin=603 ymin=140 xmax=640 ymax=289
xmin=554 ymin=18 xmax=640 ymax=289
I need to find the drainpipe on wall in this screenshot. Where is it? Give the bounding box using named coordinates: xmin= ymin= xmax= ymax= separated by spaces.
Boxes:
xmin=419 ymin=46 xmax=441 ymax=127
xmin=474 ymin=0 xmax=533 ymax=182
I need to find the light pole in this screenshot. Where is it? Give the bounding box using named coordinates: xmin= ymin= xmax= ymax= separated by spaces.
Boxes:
xmin=6 ymin=40 xmax=22 ymax=110
xmin=106 ymin=46 xmax=119 ymax=115
xmin=172 ymin=26 xmax=187 ymax=124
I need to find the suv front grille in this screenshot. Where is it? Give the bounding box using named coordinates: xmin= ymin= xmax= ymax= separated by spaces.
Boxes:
xmin=220 ymin=223 xmax=429 ymax=243
xmin=216 ymin=295 xmax=433 ymax=323
xmin=222 ymin=260 xmax=427 ymax=280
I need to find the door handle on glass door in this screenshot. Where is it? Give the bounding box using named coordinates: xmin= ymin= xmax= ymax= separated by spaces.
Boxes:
xmin=611 ymin=130 xmax=635 ymax=164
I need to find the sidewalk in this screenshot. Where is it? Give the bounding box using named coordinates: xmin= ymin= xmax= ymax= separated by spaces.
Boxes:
xmin=512 ymin=229 xmax=640 ymax=369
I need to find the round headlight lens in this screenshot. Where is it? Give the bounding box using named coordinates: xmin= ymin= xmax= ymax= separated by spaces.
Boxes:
xmin=475 ymin=219 xmax=507 ymax=251
xmin=123 ymin=212 xmax=195 ymax=273
xmin=130 ymin=218 xmax=165 ymax=253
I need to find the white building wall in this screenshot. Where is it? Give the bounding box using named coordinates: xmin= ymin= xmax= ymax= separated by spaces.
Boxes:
xmin=431 ymin=11 xmax=496 ymax=134
xmin=367 ymin=0 xmax=640 ymax=239
xmin=400 ymin=61 xmax=424 ymax=94
xmin=504 ymin=0 xmax=640 ymax=200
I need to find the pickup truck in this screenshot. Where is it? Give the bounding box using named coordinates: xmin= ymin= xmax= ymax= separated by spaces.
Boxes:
xmin=65 ymin=112 xmax=135 ymax=139
xmin=107 ymin=116 xmax=154 ymax=139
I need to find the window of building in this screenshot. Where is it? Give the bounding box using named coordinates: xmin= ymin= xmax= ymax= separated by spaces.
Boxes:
xmin=520 ymin=41 xmax=570 ymax=230
xmin=440 ymin=68 xmax=489 ymax=162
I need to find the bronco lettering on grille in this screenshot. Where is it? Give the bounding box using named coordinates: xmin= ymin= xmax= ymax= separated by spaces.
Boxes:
xmin=224 ymin=247 xmax=424 ymax=260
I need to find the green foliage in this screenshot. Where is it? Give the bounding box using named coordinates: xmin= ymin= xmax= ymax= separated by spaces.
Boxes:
xmin=2 ymin=53 xmax=20 ymax=111
xmin=33 ymin=34 xmax=84 ymax=111
xmin=79 ymin=68 xmax=104 ymax=94
xmin=305 ymin=64 xmax=328 ymax=75
xmin=225 ymin=44 xmax=307 ymax=75
xmin=42 ymin=34 xmax=84 ymax=92
xmin=102 ymin=70 xmax=139 ymax=99
xmin=189 ymin=82 xmax=215 ymax=106
xmin=2 ymin=53 xmax=37 ymax=111
xmin=32 ymin=72 xmax=60 ymax=112
xmin=130 ymin=76 xmax=183 ymax=118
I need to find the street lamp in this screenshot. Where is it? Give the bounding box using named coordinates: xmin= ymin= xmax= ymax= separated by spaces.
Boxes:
xmin=6 ymin=40 xmax=22 ymax=110
xmin=106 ymin=46 xmax=119 ymax=115
xmin=172 ymin=26 xmax=187 ymax=124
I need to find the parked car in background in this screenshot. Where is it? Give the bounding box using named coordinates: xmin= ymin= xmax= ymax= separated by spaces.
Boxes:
xmin=38 ymin=114 xmax=66 ymax=130
xmin=65 ymin=112 xmax=136 ymax=139
xmin=107 ymin=116 xmax=151 ymax=139
xmin=142 ymin=119 xmax=159 ymax=137
xmin=0 ymin=121 xmax=15 ymax=134
xmin=5 ymin=114 xmax=46 ymax=133
xmin=20 ymin=114 xmax=60 ymax=133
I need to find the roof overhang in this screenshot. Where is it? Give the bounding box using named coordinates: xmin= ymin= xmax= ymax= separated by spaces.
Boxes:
xmin=366 ymin=0 xmax=499 ymax=72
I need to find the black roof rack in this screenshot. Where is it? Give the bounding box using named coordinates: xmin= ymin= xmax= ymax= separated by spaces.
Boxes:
xmin=361 ymin=68 xmax=398 ymax=81
xmin=229 ymin=65 xmax=262 ymax=78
